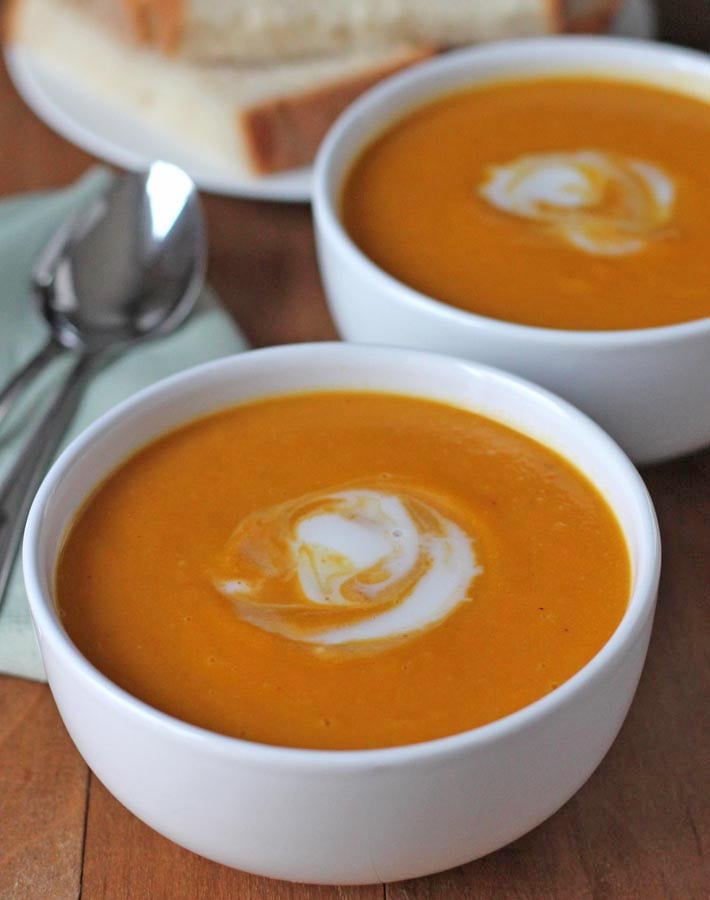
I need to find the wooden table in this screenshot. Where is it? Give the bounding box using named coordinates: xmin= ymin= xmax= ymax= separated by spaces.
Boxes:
xmin=1 ymin=6 xmax=708 ymax=897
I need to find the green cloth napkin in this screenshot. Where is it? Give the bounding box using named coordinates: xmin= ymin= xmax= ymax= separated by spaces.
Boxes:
xmin=0 ymin=168 xmax=248 ymax=681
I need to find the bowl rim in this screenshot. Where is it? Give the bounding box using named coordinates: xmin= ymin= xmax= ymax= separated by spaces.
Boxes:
xmin=23 ymin=343 xmax=661 ymax=771
xmin=312 ymin=34 xmax=710 ymax=346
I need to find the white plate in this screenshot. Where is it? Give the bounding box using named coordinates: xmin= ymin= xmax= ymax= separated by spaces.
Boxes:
xmin=5 ymin=0 xmax=655 ymax=203
xmin=4 ymin=48 xmax=312 ymax=202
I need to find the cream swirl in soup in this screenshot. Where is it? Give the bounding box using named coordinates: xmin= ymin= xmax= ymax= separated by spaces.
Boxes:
xmin=479 ymin=150 xmax=675 ymax=256
xmin=212 ymin=486 xmax=480 ymax=650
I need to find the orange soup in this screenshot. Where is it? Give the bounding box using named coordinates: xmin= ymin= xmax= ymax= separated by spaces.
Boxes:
xmin=342 ymin=76 xmax=710 ymax=331
xmin=55 ymin=392 xmax=630 ymax=750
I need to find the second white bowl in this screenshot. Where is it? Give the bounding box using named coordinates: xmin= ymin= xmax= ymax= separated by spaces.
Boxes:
xmin=313 ymin=37 xmax=710 ymax=464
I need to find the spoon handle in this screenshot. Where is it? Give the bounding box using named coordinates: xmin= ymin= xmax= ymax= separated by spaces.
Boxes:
xmin=0 ymin=339 xmax=64 ymax=425
xmin=0 ymin=351 xmax=100 ymax=609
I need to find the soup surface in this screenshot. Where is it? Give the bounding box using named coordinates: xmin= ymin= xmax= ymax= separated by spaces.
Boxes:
xmin=342 ymin=76 xmax=710 ymax=331
xmin=56 ymin=391 xmax=630 ymax=750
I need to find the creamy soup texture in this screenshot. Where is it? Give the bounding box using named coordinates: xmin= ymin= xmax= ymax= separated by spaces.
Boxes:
xmin=56 ymin=392 xmax=630 ymax=750
xmin=342 ymin=76 xmax=710 ymax=331
xmin=212 ymin=485 xmax=480 ymax=648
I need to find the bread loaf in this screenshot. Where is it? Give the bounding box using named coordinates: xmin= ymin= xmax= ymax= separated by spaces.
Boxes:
xmin=7 ymin=0 xmax=434 ymax=174
xmin=122 ymin=0 xmax=561 ymax=62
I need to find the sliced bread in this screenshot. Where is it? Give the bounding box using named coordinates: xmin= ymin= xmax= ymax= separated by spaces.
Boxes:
xmin=6 ymin=0 xmax=434 ymax=175
xmin=121 ymin=0 xmax=560 ymax=63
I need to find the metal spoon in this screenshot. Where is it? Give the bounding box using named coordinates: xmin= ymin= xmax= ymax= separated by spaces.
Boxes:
xmin=0 ymin=161 xmax=206 ymax=607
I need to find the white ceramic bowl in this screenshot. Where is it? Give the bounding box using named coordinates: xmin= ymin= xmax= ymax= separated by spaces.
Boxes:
xmin=24 ymin=343 xmax=660 ymax=884
xmin=312 ymin=37 xmax=710 ymax=464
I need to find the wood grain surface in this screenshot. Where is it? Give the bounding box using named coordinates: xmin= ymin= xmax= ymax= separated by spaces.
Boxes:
xmin=0 ymin=3 xmax=708 ymax=898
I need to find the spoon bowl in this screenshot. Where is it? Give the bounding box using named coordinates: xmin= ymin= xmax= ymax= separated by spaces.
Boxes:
xmin=33 ymin=161 xmax=205 ymax=352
